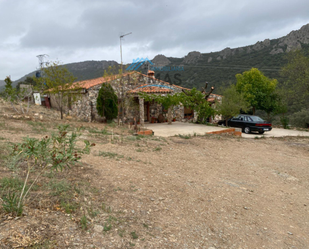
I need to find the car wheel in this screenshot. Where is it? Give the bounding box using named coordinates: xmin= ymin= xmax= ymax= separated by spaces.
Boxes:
xmin=244 ymin=127 xmax=251 ymax=134
xmin=258 ymin=131 xmax=265 ymax=134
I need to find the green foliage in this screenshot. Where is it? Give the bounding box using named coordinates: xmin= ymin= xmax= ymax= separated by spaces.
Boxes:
xmin=289 ymin=109 xmax=309 ymax=128
xmin=36 ymin=61 xmax=77 ymax=119
xmin=218 ymin=84 xmax=250 ymax=121
xmin=48 ymin=180 xmax=71 ymax=196
xmin=140 ymin=92 xmax=181 ymax=109
xmin=140 ymin=87 xmax=215 ymax=124
xmin=96 ymin=83 xmax=118 ymax=121
xmin=280 ymin=116 xmax=289 ymax=129
xmin=80 ymin=215 xmax=88 ymax=230
xmin=61 ymin=201 xmax=78 ymax=214
xmin=0 ymin=177 xmax=25 ymax=216
xmin=130 ymin=231 xmax=138 ymax=240
xmin=87 ymin=206 xmax=100 ymax=218
xmin=104 ymin=223 xmax=112 ymax=232
xmin=98 ymin=151 xmax=124 ymax=159
xmin=0 ymin=177 xmax=24 ymax=192
xmin=180 ymin=88 xmax=216 ymax=123
xmin=281 ymin=51 xmax=309 ymax=111
xmin=3 ymin=76 xmax=33 ymax=114
xmin=178 ymin=134 xmax=192 ymax=139
xmin=2 ymin=192 xmax=23 ymax=216
xmin=236 ymin=68 xmax=278 ymax=114
xmin=154 ymin=147 xmax=162 ymax=151
xmin=5 ymin=125 xmax=94 ymax=216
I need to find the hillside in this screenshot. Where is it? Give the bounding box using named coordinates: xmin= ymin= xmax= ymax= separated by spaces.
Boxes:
xmin=9 ymin=23 xmax=309 ymax=94
xmin=6 ymin=60 xmax=119 ymax=90
xmin=152 ymin=24 xmax=309 ymax=92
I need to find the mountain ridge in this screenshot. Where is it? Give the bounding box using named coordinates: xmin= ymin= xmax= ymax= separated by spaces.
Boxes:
xmin=4 ymin=23 xmax=309 ymax=93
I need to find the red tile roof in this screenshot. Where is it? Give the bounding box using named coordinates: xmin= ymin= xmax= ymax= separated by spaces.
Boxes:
xmin=72 ymin=72 xmax=135 ymax=89
xmin=128 ymin=84 xmax=173 ymax=94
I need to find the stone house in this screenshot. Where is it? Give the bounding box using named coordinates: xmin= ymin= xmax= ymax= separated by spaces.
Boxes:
xmin=49 ymin=70 xmax=221 ymax=124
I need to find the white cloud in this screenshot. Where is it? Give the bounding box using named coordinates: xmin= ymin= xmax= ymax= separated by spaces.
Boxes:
xmin=1 ymin=0 xmax=309 ymax=80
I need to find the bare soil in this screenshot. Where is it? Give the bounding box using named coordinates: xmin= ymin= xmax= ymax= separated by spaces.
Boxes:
xmin=0 ymin=101 xmax=309 ymax=249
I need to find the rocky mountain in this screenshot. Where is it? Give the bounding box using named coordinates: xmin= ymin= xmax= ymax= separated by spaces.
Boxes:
xmin=149 ymin=23 xmax=309 ymax=92
xmin=8 ymin=23 xmax=309 ymax=93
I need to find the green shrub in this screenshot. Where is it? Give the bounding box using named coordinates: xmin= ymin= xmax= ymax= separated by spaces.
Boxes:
xmin=290 ymin=109 xmax=309 ymax=128
xmin=2 ymin=192 xmax=23 ymax=216
xmin=96 ymin=83 xmax=118 ymax=121
xmin=280 ymin=116 xmax=289 ymax=129
xmin=4 ymin=125 xmax=94 ymax=216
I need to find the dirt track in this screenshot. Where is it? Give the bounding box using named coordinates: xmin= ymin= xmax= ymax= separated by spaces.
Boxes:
xmin=83 ymin=135 xmax=309 ymax=248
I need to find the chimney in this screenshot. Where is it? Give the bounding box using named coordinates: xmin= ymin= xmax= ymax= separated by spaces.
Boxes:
xmin=147 ymin=70 xmax=155 ymax=79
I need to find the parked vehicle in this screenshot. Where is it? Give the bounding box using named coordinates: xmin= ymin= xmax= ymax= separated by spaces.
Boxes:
xmin=218 ymin=115 xmax=272 ymax=134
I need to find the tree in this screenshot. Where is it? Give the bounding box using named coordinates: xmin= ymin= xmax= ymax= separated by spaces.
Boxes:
xmin=218 ymin=84 xmax=250 ymax=125
xmin=3 ymin=76 xmax=33 ymax=114
xmin=96 ymin=83 xmax=118 ymax=121
xmin=36 ymin=62 xmax=77 ymax=119
xmin=281 ymin=51 xmax=309 ymax=112
xmin=102 ymin=65 xmax=127 ymax=124
xmin=235 ymin=68 xmax=278 ymax=114
xmin=181 ymin=85 xmax=216 ymax=124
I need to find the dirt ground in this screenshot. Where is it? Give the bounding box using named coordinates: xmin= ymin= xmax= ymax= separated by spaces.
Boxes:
xmin=1 ymin=101 xmax=309 ymax=249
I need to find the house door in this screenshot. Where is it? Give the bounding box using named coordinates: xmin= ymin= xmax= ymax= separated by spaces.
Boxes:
xmin=144 ymin=102 xmax=150 ymax=122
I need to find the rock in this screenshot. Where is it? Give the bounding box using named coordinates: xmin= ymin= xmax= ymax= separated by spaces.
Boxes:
xmin=152 ymin=54 xmax=171 ymax=67
xmin=94 ymin=225 xmax=103 ymax=233
xmin=183 ymin=51 xmax=201 ymax=64
xmin=270 ymin=48 xmax=284 ymax=55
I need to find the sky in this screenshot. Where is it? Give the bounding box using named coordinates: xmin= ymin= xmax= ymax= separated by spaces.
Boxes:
xmin=1 ymin=0 xmax=309 ymax=81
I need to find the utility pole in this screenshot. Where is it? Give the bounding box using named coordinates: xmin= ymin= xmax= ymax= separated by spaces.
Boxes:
xmin=119 ymin=32 xmax=132 ymax=125
xmin=120 ymin=32 xmax=132 ymax=71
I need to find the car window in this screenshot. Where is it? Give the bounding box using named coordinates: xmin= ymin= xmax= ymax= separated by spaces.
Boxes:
xmin=250 ymin=116 xmax=264 ymax=122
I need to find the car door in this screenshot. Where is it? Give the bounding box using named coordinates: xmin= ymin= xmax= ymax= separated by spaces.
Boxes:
xmin=229 ymin=115 xmax=242 ymax=128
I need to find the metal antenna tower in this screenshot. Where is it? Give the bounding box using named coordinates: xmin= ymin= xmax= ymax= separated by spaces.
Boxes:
xmin=36 ymin=54 xmax=49 ymax=69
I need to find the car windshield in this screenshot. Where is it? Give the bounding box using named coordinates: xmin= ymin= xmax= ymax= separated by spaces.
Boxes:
xmin=250 ymin=116 xmax=264 ymax=122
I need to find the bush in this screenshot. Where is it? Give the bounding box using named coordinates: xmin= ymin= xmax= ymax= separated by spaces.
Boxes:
xmin=96 ymin=83 xmax=118 ymax=121
xmin=2 ymin=125 xmax=94 ymax=216
xmin=290 ymin=109 xmax=309 ymax=128
xmin=280 ymin=116 xmax=289 ymax=129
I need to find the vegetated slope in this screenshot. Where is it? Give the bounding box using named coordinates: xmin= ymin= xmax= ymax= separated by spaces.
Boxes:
xmin=152 ymin=24 xmax=309 ymax=93
xmin=9 ymin=60 xmax=120 ymax=90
